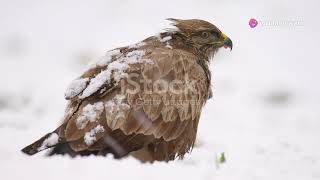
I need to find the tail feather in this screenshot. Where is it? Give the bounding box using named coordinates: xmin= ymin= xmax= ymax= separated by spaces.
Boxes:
xmin=48 ymin=143 xmax=100 ymax=157
xmin=22 ymin=131 xmax=62 ymax=155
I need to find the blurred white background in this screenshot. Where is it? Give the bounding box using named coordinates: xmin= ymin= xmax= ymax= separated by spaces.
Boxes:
xmin=0 ymin=0 xmax=319 ymax=180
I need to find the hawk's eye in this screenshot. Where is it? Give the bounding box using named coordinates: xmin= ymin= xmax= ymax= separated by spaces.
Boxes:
xmin=201 ymin=31 xmax=210 ymax=39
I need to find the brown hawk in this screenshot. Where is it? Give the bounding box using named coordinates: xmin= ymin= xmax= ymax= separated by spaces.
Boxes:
xmin=22 ymin=18 xmax=232 ymax=162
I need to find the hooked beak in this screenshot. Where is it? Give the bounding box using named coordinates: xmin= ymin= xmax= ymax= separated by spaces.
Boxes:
xmin=221 ymin=33 xmax=233 ymax=51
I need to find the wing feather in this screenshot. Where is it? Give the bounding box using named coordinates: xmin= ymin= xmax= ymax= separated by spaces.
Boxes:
xmin=61 ymin=45 xmax=209 ymax=155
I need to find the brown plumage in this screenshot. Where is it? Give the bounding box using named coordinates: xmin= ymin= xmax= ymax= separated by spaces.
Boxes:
xmin=22 ymin=18 xmax=232 ymax=162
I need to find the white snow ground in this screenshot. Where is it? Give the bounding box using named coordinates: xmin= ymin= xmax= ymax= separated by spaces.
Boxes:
xmin=1 ymin=0 xmax=320 ymax=179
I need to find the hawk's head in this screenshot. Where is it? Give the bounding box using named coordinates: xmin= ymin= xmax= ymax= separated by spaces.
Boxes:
xmin=167 ymin=18 xmax=232 ymax=60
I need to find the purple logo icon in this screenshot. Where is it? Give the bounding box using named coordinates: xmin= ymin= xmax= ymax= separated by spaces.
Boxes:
xmin=249 ymin=18 xmax=258 ymax=28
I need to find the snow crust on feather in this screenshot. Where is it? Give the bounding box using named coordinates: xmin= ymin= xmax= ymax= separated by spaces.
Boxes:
xmin=94 ymin=49 xmax=121 ymax=68
xmin=79 ymin=50 xmax=146 ymax=99
xmin=76 ymin=102 xmax=104 ymax=129
xmin=38 ymin=133 xmax=59 ymax=151
xmin=157 ymin=35 xmax=173 ymax=49
xmin=84 ymin=125 xmax=105 ymax=145
xmin=65 ymin=78 xmax=89 ymax=99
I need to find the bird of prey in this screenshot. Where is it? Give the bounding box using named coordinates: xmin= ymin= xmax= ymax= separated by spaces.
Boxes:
xmin=22 ymin=18 xmax=232 ymax=162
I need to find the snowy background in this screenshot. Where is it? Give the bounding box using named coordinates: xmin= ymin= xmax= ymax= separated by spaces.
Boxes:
xmin=1 ymin=0 xmax=319 ymax=179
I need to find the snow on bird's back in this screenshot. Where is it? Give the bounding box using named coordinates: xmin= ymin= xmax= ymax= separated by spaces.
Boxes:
xmin=65 ymin=78 xmax=89 ymax=99
xmin=78 ymin=50 xmax=146 ymax=99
